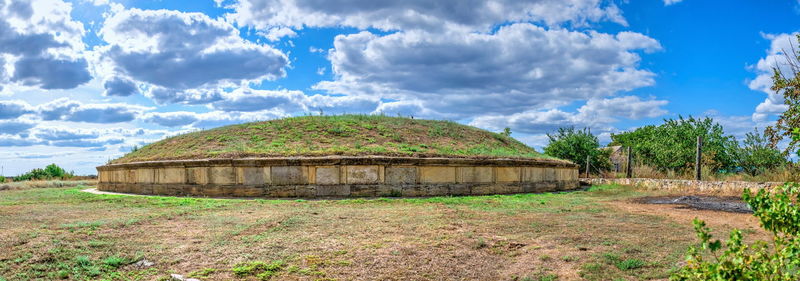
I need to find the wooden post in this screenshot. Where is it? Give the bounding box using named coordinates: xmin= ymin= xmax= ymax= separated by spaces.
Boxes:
xmin=626 ymin=146 xmax=633 ymax=178
xmin=695 ymin=136 xmax=703 ymax=181
xmin=585 ymin=155 xmax=591 ymax=178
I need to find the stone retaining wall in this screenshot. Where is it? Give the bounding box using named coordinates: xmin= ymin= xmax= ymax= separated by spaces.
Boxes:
xmin=583 ymin=178 xmax=785 ymax=196
xmin=97 ymin=156 xmax=579 ymax=198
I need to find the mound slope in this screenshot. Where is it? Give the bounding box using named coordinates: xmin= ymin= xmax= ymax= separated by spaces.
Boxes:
xmin=113 ymin=115 xmax=557 ymax=164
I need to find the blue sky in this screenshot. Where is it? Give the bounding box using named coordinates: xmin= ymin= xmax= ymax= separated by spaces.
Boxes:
xmin=0 ymin=0 xmax=797 ymax=175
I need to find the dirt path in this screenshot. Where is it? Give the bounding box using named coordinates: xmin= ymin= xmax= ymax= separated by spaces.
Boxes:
xmin=608 ymin=196 xmax=768 ymax=241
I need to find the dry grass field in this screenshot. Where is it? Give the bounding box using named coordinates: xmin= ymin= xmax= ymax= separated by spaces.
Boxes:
xmin=0 ymin=184 xmax=764 ymax=281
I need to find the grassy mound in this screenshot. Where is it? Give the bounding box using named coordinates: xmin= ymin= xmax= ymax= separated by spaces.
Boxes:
xmin=113 ymin=115 xmax=556 ymax=163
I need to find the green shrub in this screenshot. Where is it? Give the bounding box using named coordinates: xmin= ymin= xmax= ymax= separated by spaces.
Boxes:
xmin=101 ymin=256 xmax=128 ymax=268
xmin=671 ymin=183 xmax=800 ymax=280
xmin=15 ymin=164 xmax=74 ymax=181
xmin=544 ymin=127 xmax=611 ymax=175
xmin=232 ymin=260 xmax=285 ymax=280
xmin=615 ymin=259 xmax=645 ymax=270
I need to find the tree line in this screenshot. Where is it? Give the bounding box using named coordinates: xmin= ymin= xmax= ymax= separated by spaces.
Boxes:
xmin=543 ymin=116 xmax=790 ymax=179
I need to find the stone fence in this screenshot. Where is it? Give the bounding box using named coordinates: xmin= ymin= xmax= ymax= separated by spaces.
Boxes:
xmin=97 ymin=156 xmax=580 ymax=198
xmin=582 ymin=178 xmax=786 ymax=196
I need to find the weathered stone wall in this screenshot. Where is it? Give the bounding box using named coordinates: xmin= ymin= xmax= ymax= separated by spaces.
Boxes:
xmin=97 ymin=157 xmax=579 ymax=198
xmin=583 ymin=178 xmax=785 ymax=196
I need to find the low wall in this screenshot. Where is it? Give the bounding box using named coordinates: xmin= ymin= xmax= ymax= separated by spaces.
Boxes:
xmin=584 ymin=178 xmax=785 ymax=196
xmin=97 ymin=156 xmax=580 ymax=198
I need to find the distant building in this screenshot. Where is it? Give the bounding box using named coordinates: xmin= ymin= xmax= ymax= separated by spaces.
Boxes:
xmin=603 ymin=145 xmax=627 ymax=172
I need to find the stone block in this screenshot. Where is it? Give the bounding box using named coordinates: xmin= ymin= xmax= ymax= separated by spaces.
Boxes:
xmin=543 ymin=168 xmax=556 ymax=181
xmin=471 ymin=184 xmax=497 ymax=195
xmin=271 ymin=166 xmax=307 ymax=185
xmin=231 ymin=186 xmax=265 ymax=197
xmin=376 ymin=184 xmax=403 ymax=197
xmin=350 ymin=184 xmax=377 ymax=197
xmin=317 ymin=185 xmax=350 ymax=197
xmin=295 ymin=185 xmax=316 ymax=197
xmin=157 ymin=168 xmax=185 ymax=184
xmin=496 ymin=167 xmax=521 ymax=183
xmin=315 ymin=166 xmax=340 ymax=185
xmin=240 ymin=167 xmax=269 ymax=185
xmin=401 ymin=185 xmax=425 ymax=197
xmin=419 ymin=166 xmax=456 ymax=183
xmin=265 ymin=185 xmax=296 ymax=197
xmin=458 ymin=167 xmax=493 ymax=183
xmin=449 ymin=183 xmax=471 ymax=195
xmin=135 ymin=168 xmax=155 ymax=184
xmin=346 ymin=166 xmax=380 ymax=184
xmin=187 ymin=167 xmax=208 ymax=185
xmin=523 ymin=167 xmax=544 ymax=182
xmin=385 ymin=166 xmax=416 ymax=184
xmin=209 ymin=166 xmax=236 ymax=185
xmin=423 ymin=184 xmax=450 ymax=196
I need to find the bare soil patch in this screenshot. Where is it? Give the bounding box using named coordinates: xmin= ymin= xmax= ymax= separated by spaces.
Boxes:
xmin=633 ymin=195 xmax=752 ymax=213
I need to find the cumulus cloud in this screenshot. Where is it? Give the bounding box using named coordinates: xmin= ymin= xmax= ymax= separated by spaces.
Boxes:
xmin=0 ymin=126 xmax=158 ymax=148
xmin=96 ymin=8 xmax=289 ymax=104
xmin=229 ymin=0 xmax=627 ymax=37
xmin=212 ymin=89 xmax=309 ymax=112
xmin=664 ymin=0 xmax=684 ymax=5
xmin=470 ymin=95 xmax=668 ymax=135
xmin=748 ymin=32 xmax=797 ymax=123
xmin=0 ymin=100 xmax=33 ymax=119
xmin=141 ymin=111 xmax=200 ymax=127
xmin=0 ymin=135 xmax=42 ymax=146
xmin=0 ymin=0 xmax=91 ymax=90
xmin=103 ymin=76 xmax=139 ymax=96
xmin=34 ymin=127 xmax=99 ymax=140
xmin=316 ymin=24 xmax=660 ymax=118
xmin=0 ymin=119 xmax=35 ymax=134
xmin=38 ymin=98 xmax=151 ymax=123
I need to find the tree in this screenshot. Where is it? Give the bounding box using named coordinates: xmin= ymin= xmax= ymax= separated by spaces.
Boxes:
xmin=16 ymin=164 xmax=74 ymax=181
xmin=610 ymin=116 xmax=739 ymax=173
xmin=544 ymin=127 xmax=611 ymax=175
xmin=765 ymin=34 xmax=800 ymax=153
xmin=736 ymin=129 xmax=787 ymax=176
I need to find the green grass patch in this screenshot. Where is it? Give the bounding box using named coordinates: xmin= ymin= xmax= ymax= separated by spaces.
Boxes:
xmin=112 ymin=114 xmax=560 ymax=163
xmin=232 ymin=260 xmax=286 ymax=280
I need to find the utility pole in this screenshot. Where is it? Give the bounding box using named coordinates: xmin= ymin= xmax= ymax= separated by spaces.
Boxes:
xmin=695 ymin=136 xmax=703 ymax=181
xmin=626 ymin=146 xmax=633 ymax=178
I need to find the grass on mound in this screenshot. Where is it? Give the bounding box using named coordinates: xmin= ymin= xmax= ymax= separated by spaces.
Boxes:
xmin=114 ymin=114 xmax=558 ymax=163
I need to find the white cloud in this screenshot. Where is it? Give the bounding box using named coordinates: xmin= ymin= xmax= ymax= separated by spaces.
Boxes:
xmin=0 ymin=0 xmax=91 ymax=90
xmin=469 ymin=95 xmax=668 ymax=135
xmin=229 ymin=0 xmax=627 ymax=38
xmin=0 ymin=99 xmax=34 ymax=119
xmin=95 ymin=8 xmax=290 ymax=104
xmin=664 ymin=0 xmax=683 ymax=6
xmin=141 ymin=111 xmax=200 ymax=127
xmin=316 ymin=24 xmax=660 ymax=118
xmin=212 ymin=89 xmax=309 ymax=112
xmin=38 ymin=98 xmax=152 ymax=123
xmin=748 ymin=32 xmax=797 ymax=123
xmin=0 ymin=119 xmax=35 ymax=134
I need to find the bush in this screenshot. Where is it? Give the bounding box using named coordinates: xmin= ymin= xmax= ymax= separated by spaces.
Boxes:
xmin=736 ymin=129 xmax=787 ymax=176
xmin=15 ymin=164 xmax=74 ymax=181
xmin=671 ymin=183 xmax=800 ymax=280
xmin=544 ymin=127 xmax=611 ymax=175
